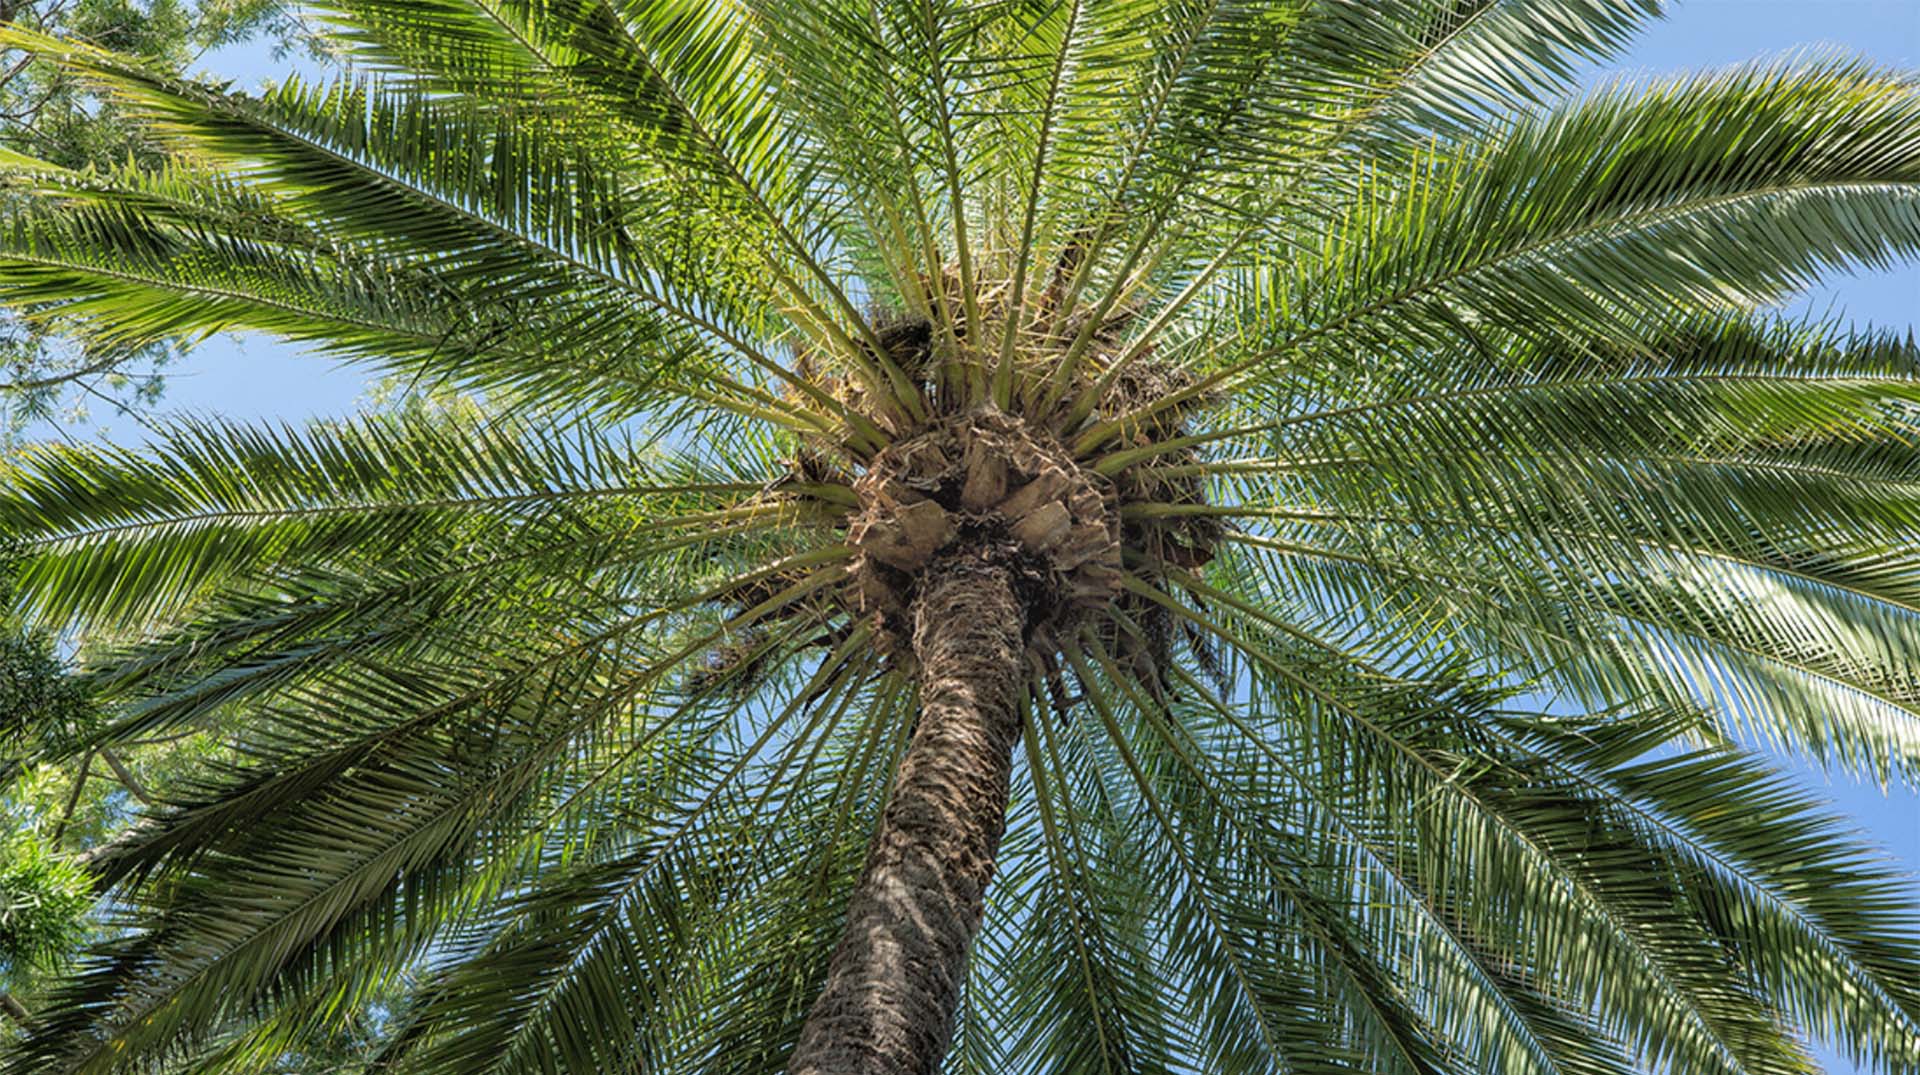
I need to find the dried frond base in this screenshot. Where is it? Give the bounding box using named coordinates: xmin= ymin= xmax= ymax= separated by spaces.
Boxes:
xmin=846 ymin=409 xmax=1122 ymax=656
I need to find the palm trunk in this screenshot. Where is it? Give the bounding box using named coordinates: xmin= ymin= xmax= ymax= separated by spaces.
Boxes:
xmin=787 ymin=553 xmax=1028 ymax=1075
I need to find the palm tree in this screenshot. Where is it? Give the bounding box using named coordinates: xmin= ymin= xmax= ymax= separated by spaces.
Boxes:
xmin=2 ymin=2 xmax=1919 ymax=1072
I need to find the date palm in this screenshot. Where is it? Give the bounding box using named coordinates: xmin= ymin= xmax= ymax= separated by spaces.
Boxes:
xmin=2 ymin=2 xmax=1920 ymax=1073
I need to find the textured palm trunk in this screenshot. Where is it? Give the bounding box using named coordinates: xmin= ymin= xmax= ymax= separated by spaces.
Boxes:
xmin=787 ymin=552 xmax=1028 ymax=1075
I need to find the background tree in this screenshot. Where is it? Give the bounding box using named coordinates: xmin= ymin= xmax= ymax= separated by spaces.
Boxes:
xmin=0 ymin=559 xmax=92 ymax=1033
xmin=1 ymin=3 xmax=1919 ymax=1074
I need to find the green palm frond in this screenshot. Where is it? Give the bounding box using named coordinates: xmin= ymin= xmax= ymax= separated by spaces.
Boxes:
xmin=1231 ymin=58 xmax=1920 ymax=372
xmin=2 ymin=410 xmax=800 ymax=630
xmin=1122 ymin=587 xmax=1920 ymax=1075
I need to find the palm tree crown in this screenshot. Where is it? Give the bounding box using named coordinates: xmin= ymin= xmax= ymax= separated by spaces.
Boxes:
xmin=2 ymin=2 xmax=1920 ymax=1073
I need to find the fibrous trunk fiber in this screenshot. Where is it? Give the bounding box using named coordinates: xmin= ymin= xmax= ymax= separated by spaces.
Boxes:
xmin=787 ymin=552 xmax=1028 ymax=1075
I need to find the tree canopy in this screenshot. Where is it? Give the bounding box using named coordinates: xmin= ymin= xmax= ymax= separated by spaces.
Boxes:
xmin=0 ymin=2 xmax=1918 ymax=1073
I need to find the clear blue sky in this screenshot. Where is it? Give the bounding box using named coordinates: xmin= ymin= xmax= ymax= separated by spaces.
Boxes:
xmin=41 ymin=3 xmax=1920 ymax=1070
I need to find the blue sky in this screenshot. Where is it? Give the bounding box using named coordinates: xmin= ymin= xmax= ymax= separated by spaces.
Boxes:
xmin=38 ymin=3 xmax=1920 ymax=1069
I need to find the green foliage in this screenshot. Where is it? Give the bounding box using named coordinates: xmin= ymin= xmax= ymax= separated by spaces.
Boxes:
xmin=0 ymin=3 xmax=1915 ymax=1074
xmin=0 ymin=622 xmax=90 ymax=758
xmin=0 ymin=830 xmax=89 ymax=974
xmin=0 ymin=545 xmax=93 ymax=764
